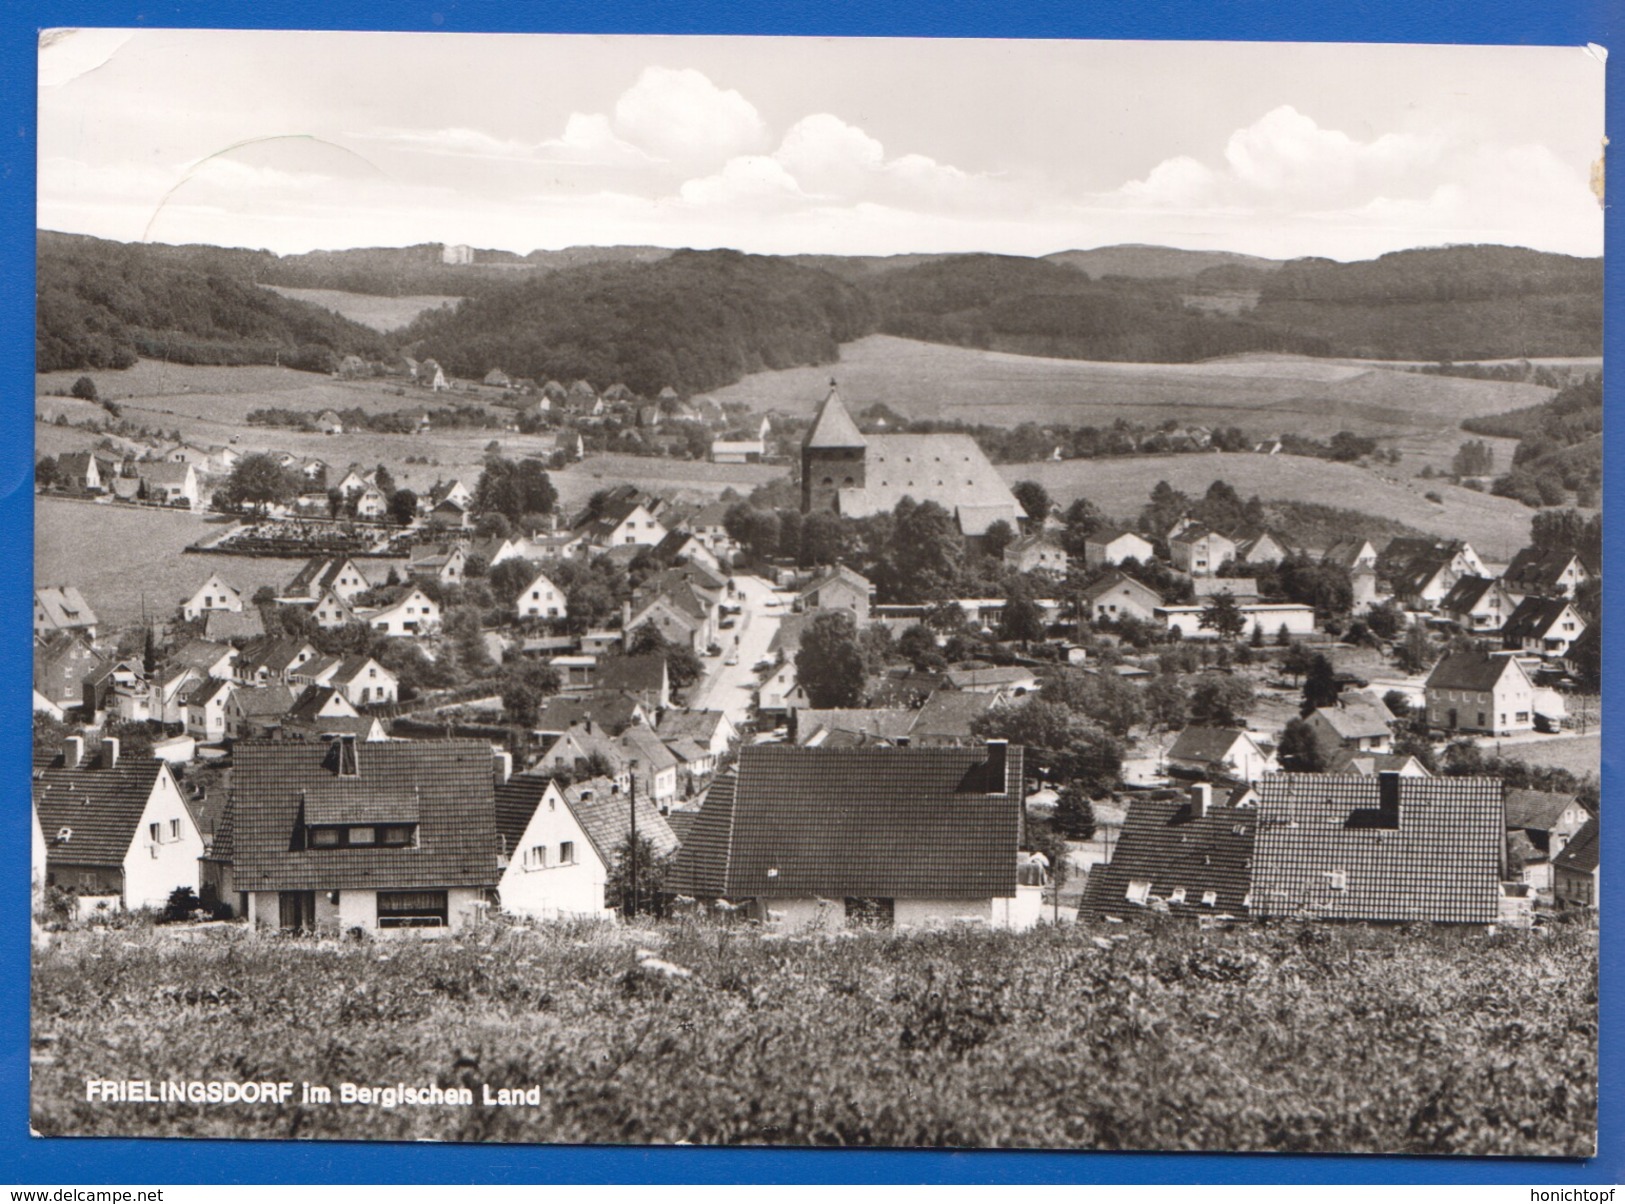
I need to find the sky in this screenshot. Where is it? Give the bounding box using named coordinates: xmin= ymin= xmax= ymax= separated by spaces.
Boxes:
xmin=37 ymin=30 xmax=1606 ymax=261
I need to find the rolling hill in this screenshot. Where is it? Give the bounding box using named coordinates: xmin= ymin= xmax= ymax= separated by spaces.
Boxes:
xmin=1043 ymin=245 xmax=1283 ymax=279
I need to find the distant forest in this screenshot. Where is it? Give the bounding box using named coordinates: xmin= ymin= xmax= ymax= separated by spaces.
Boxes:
xmin=36 ymin=231 xmax=1604 ymax=391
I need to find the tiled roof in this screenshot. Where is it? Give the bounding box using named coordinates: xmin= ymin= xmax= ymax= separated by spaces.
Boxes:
xmin=618 ymin=724 xmax=678 ymax=773
xmin=665 ymin=737 xmax=709 ymax=765
xmin=1311 ymin=696 xmax=1393 ymax=741
xmin=1503 ymin=788 xmax=1582 ymax=834
xmin=285 ymin=686 xmax=355 ymax=724
xmin=908 ymin=690 xmax=997 ymax=742
xmin=655 ymin=709 xmax=728 ymax=745
xmin=1425 ymin=651 xmax=1526 ymax=693
xmin=561 ymin=777 xmax=678 ymax=867
xmin=168 ymin=639 xmax=236 ymax=674
xmin=1252 ymin=774 xmax=1503 ymax=923
xmin=1080 ymin=571 xmax=1162 ymax=606
xmin=142 ymin=461 xmax=193 ymax=485
xmin=241 ymin=637 xmax=314 ymax=677
xmin=188 ymin=676 xmax=234 ymax=707
xmin=1501 ymin=596 xmax=1576 ymax=641
xmin=595 ymin=655 xmax=667 ymax=696
xmin=1167 ymin=727 xmax=1249 ymax=765
xmin=1503 ymin=547 xmax=1593 ymax=593
xmin=34 ymin=634 xmax=105 ymax=703
xmin=201 ymin=608 xmax=265 ymax=642
xmin=1079 ymin=798 xmax=1256 ymax=920
xmin=1324 ymin=750 xmax=1431 ymax=777
xmin=1552 ymin=815 xmax=1598 ymax=875
xmin=230 ymin=740 xmax=500 ymax=890
xmin=1322 ymin=538 xmax=1374 ymax=568
xmin=793 ymin=708 xmax=917 ymax=745
xmin=534 ymin=693 xmax=646 ymax=737
xmin=798 ymin=564 xmax=872 ymax=601
xmin=231 ymin=683 xmax=296 ymax=718
xmin=803 ymin=386 xmax=866 ymax=449
xmin=33 ymin=747 xmax=168 ymax=870
xmin=665 ymin=744 xmax=1024 ymax=900
xmin=36 ymin=586 xmax=98 ymax=630
xmin=665 ymin=808 xmax=701 ymax=847
xmin=1440 ymin=575 xmax=1499 ymax=614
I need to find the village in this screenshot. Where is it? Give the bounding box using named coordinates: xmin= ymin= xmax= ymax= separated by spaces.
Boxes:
xmin=30 ymin=378 xmax=1601 ymax=937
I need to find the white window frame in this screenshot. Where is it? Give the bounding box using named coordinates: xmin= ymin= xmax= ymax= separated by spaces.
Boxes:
xmin=1125 ymin=879 xmax=1152 ymax=905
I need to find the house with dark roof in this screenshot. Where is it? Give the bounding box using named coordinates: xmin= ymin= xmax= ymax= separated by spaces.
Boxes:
xmin=1080 ymin=571 xmax=1162 ymax=625
xmin=362 ymin=586 xmax=442 ymax=638
xmin=34 ymin=633 xmax=105 ymax=716
xmin=665 ymin=742 xmax=1041 ymax=931
xmin=1322 ymin=538 xmax=1378 ymax=571
xmin=33 ymin=737 xmax=202 ymax=912
xmin=594 ymin=655 xmax=670 ymax=711
xmin=1252 ymin=773 xmax=1505 ymax=924
xmin=571 ymin=485 xmax=667 ymax=551
xmin=1551 ymin=815 xmax=1598 ymax=911
xmin=1424 ymin=651 xmax=1536 ymax=736
xmin=1439 ymin=575 xmax=1516 ymax=634
xmin=238 ymin=637 xmax=318 ymax=684
xmin=1500 ymin=547 xmax=1595 ymax=603
xmin=300 ymin=654 xmax=398 ymax=707
xmin=1166 ymin=727 xmax=1277 ymax=783
xmin=82 ymin=659 xmax=151 ymax=725
xmin=654 ymin=708 xmax=738 ymax=758
xmin=1324 ymin=749 xmax=1432 ymax=778
xmin=1501 ymin=596 xmax=1587 ymax=659
xmin=55 ymin=451 xmax=103 ymax=493
xmin=179 ymin=573 xmax=244 ymax=622
xmin=224 ymin=682 xmax=297 ymax=741
xmin=35 ymin=585 xmax=99 ymax=639
xmin=284 ymin=557 xmax=371 ymax=604
xmin=495 ymin=774 xmax=678 ymax=921
xmin=1503 ymin=788 xmax=1592 ymax=898
xmin=185 ymin=677 xmax=235 ymax=742
xmin=199 ymin=607 xmax=266 ymax=643
xmin=1080 ymin=783 xmax=1255 ymax=921
xmin=514 ymin=568 xmax=568 ymax=622
xmin=793 ymin=708 xmax=918 ymax=747
xmin=1169 ymin=525 xmax=1236 ymax=577
xmin=533 ymin=693 xmax=653 ymax=739
xmin=1235 ymin=530 xmax=1294 ymax=565
xmin=279 ymin=686 xmax=386 ymax=742
xmin=1003 ymin=534 xmax=1068 ymax=577
xmin=408 ymin=544 xmax=467 ymax=588
xmin=140 ymin=461 xmax=201 ymax=509
xmin=907 ymin=690 xmax=998 ymax=746
xmin=799 ymin=385 xmax=1026 ymax=540
xmin=227 ymin=737 xmax=501 ymax=934
xmin=942 ymin=665 xmax=1039 ymax=697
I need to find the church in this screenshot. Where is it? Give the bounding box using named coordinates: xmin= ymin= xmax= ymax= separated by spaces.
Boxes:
xmin=799 ymin=384 xmax=1027 ymax=540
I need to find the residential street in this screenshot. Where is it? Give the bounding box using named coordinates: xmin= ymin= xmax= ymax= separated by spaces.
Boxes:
xmin=685 ymin=573 xmax=786 ymax=728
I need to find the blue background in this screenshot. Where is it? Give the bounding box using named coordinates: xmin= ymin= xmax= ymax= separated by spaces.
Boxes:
xmin=1 ymin=0 xmax=1618 ymax=1185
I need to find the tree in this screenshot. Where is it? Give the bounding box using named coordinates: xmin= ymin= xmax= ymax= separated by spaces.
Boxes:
xmin=1396 ymin=624 xmax=1434 ymax=675
xmin=389 ymin=488 xmax=418 ymax=526
xmin=795 ymin=611 xmax=866 ymax=708
xmin=1277 ymin=717 xmax=1328 ymax=771
xmin=982 ymin=519 xmax=1016 ymax=563
xmin=1198 ymin=591 xmax=1247 ymax=641
xmin=1383 ymin=690 xmax=1412 ymax=722
xmin=1300 ymin=653 xmax=1340 ymax=715
xmin=501 ymin=661 xmax=561 ymax=726
xmin=1188 ymin=674 xmax=1254 ymax=727
xmin=1054 ymin=782 xmax=1097 ymax=840
xmin=1281 ymin=641 xmax=1316 ymax=685
xmin=373 ymin=464 xmax=396 ymax=498
xmin=897 ymin=623 xmax=940 ymax=670
xmin=220 ymin=453 xmax=298 ymax=515
xmin=1144 ymin=675 xmax=1188 ymax=733
xmin=627 ymin=625 xmax=702 ymax=691
xmin=35 ymin=455 xmax=58 ymax=489
xmin=1011 ymin=480 xmax=1053 ymax=524
xmin=1043 ymin=672 xmax=1145 ymax=739
xmin=1058 ymin=497 xmax=1105 ymax=556
xmin=1365 ymin=601 xmax=1404 ymax=642
xmin=879 ymin=499 xmax=963 ymax=600
xmin=70 ymin=375 xmax=97 ymax=402
xmin=999 ymin=591 xmax=1047 ymax=646
xmin=971 ymin=700 xmax=1121 ymax=795
xmin=606 ymin=834 xmax=672 ymax=919
xmin=1452 ymin=439 xmax=1494 ymax=478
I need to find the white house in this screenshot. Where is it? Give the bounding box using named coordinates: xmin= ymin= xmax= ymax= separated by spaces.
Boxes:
xmin=1169 ymin=526 xmax=1236 ymax=576
xmin=1083 ymin=529 xmax=1156 ymax=567
xmin=180 ymin=573 xmax=244 ymax=622
xmin=496 ymin=775 xmax=679 ymax=922
xmin=33 ymin=737 xmax=204 ymax=912
xmin=515 ymin=570 xmax=569 ymax=621
xmin=1157 ymin=602 xmax=1316 ymax=640
xmin=365 ymin=587 xmax=442 ymax=638
xmin=1166 ymin=727 xmax=1278 ymax=783
xmin=1424 ymin=651 xmax=1536 ymax=736
xmin=185 ymin=677 xmax=234 ymax=742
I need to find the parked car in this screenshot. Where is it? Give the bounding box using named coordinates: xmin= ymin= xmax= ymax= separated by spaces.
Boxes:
xmin=1534 ymin=712 xmax=1565 ymax=734
xmin=724 ymin=651 xmax=739 ymax=666
xmin=720 ymin=617 xmax=737 ymax=630
xmin=706 ymin=642 xmax=723 ymax=657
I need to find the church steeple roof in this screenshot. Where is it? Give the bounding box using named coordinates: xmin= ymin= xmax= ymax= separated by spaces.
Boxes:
xmin=803 ymin=382 xmax=866 ymax=450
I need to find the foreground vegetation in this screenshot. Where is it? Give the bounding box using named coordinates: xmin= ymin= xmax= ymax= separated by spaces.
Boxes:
xmin=32 ymin=920 xmax=1595 ymax=1154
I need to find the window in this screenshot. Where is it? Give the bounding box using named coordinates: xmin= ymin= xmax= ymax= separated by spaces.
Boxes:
xmin=1477 ymin=713 xmax=1487 ymax=727
xmin=348 ymin=827 xmax=376 ymax=845
xmin=311 ymin=828 xmax=340 ymax=847
xmin=1516 ymin=712 xmax=1529 ymax=723
xmin=1325 ymin=870 xmax=1348 ymax=891
xmin=1125 ymin=880 xmax=1152 ymax=904
xmin=844 ymin=897 xmax=894 ymax=927
xmin=169 ymin=819 xmax=181 ymax=841
xmin=377 ymin=890 xmax=448 ymax=929
xmin=559 ymin=841 xmax=575 ymax=865
xmin=149 ymin=822 xmax=160 ymax=843
xmin=379 ymin=826 xmax=414 ymax=846
xmin=524 ymin=845 xmax=546 ymax=870
xmin=1201 ymin=890 xmax=1218 ymax=907
xmin=1169 ymin=887 xmax=1187 ymax=904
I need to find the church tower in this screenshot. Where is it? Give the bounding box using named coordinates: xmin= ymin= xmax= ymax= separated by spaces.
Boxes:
xmin=800 ymin=382 xmax=867 ymax=514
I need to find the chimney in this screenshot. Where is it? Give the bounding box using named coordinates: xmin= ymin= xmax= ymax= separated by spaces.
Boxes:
xmin=984 ymin=739 xmax=1009 ymax=795
xmin=62 ymin=736 xmax=83 ymax=770
xmin=1188 ymin=781 xmax=1212 ymax=819
xmin=1378 ymin=770 xmax=1401 ymax=826
xmin=493 ymin=749 xmax=513 ymax=785
xmin=337 ymin=733 xmax=359 ymax=777
xmin=102 ymin=737 xmax=119 ymax=769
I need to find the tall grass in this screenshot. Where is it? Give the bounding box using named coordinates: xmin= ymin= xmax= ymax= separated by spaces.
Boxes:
xmin=31 ymin=920 xmax=1595 ymax=1154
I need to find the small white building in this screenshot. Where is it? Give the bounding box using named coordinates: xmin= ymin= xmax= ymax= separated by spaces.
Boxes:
xmin=515 ymin=570 xmax=569 ymax=621
xmin=180 ymin=573 xmax=244 ymax=622
xmin=1157 ymin=602 xmax=1316 ymax=640
xmin=365 ymin=588 xmax=442 ymax=638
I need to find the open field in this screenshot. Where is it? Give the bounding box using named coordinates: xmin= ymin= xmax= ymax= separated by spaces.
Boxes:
xmin=34 ymin=496 xmax=409 ymax=631
xmin=262 ymin=286 xmax=463 ymax=332
xmin=1490 ymin=734 xmax=1601 ymax=777
xmin=1001 ymin=452 xmax=1539 ymax=559
xmin=31 ymin=920 xmax=1595 ymax=1153
xmin=709 ymin=336 xmax=1556 ymax=443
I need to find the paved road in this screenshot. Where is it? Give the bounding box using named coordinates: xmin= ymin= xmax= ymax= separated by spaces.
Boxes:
xmin=685 ymin=574 xmax=787 ymax=728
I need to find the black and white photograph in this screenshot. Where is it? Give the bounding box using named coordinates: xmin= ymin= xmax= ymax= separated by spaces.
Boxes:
xmin=29 ymin=30 xmax=1602 ymax=1155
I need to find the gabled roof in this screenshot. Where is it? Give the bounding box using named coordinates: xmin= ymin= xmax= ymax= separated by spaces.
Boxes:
xmin=167 ymin=639 xmax=236 ymax=674
xmin=1080 ymin=797 xmax=1256 ymax=920
xmin=1552 ymin=815 xmax=1598 ymax=875
xmin=141 ymin=461 xmax=195 ymax=486
xmin=1080 ymin=571 xmax=1162 ymax=606
xmin=34 ymin=633 xmax=105 ymax=702
xmin=33 ymin=747 xmax=171 ymax=870
xmin=794 ymin=708 xmax=917 ymax=746
xmin=1502 ymin=546 xmax=1594 ymax=593
xmin=35 ymin=586 xmax=98 ymax=629
xmin=1170 ymin=523 xmax=1231 ymax=546
xmin=1167 ymin=727 xmax=1253 ymax=765
xmin=665 ymin=744 xmax=1024 ymax=900
xmin=1502 ymin=596 xmax=1580 ymax=641
xmin=1252 ymin=774 xmax=1503 ymax=923
xmin=1439 ymin=575 xmax=1501 ymax=615
xmin=229 ymin=739 xmax=500 ymax=890
xmin=798 ymin=563 xmax=872 ymax=601
xmin=595 ymin=655 xmax=667 ymax=696
xmin=1310 ymin=696 xmax=1393 ymax=741
xmin=328 ymin=655 xmax=392 ymax=686
xmin=618 ymin=723 xmax=679 ymax=772
xmin=564 ymin=775 xmax=679 ymax=865
xmin=286 ymin=557 xmax=367 ymax=597
xmin=187 ymin=676 xmax=235 ymax=707
xmin=908 ymin=690 xmax=997 ymax=742
xmin=655 ymin=709 xmax=731 ymax=745
xmin=533 ymin=692 xmax=648 ymax=737
xmin=285 ymin=685 xmax=358 ymax=725
xmin=241 ymin=637 xmax=314 ymax=678
xmin=1324 ymin=750 xmax=1431 ymax=777
xmin=665 ymin=737 xmax=709 ymax=765
xmin=1322 ymin=538 xmax=1376 ymax=568
xmin=1425 ymin=651 xmax=1529 ymax=693
xmin=1503 ymin=788 xmax=1583 ymax=834
xmin=1084 ymin=527 xmax=1151 ymax=548
xmin=201 ymin=608 xmax=266 ymax=642
xmin=230 ymin=683 xmax=296 ymax=718
xmin=803 ymin=385 xmax=867 ymax=450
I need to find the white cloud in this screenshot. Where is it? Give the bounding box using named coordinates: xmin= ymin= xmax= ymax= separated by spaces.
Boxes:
xmin=678 ymin=155 xmax=804 ymax=207
xmin=612 ymin=66 xmax=765 ymax=166
xmin=366 ymin=126 xmax=539 ymax=161
xmin=773 ymin=113 xmax=884 ymax=196
xmin=536 ymin=112 xmax=654 ymax=165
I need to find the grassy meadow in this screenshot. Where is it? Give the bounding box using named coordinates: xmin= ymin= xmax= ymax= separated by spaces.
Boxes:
xmin=30 ymin=919 xmax=1596 ymax=1154
xmin=261 ymin=286 xmax=464 ymax=332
